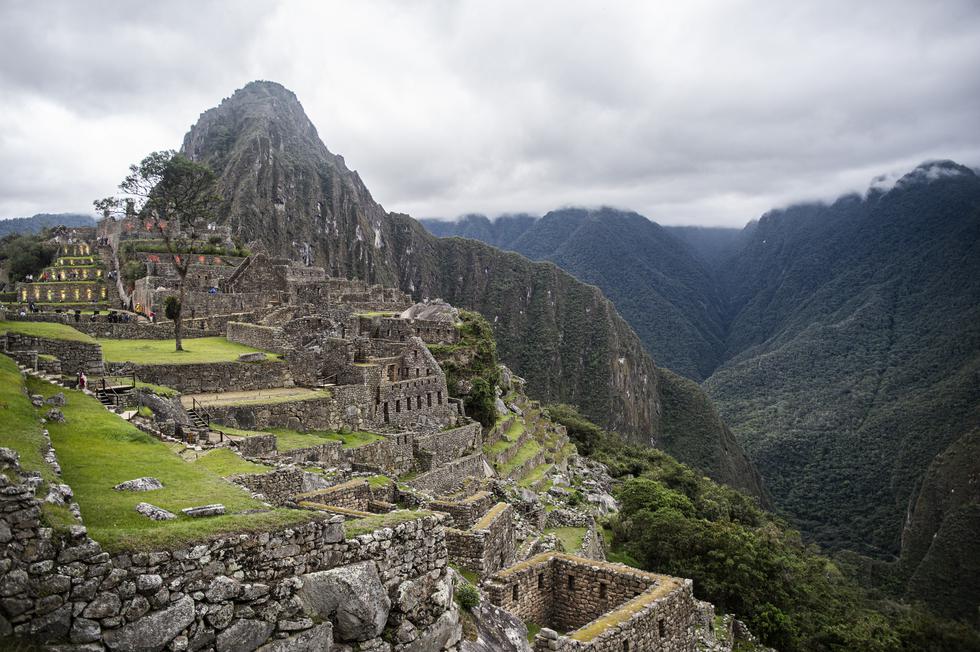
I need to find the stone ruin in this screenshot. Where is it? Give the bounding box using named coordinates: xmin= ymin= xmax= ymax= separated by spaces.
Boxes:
xmin=0 ymin=221 xmax=721 ymax=651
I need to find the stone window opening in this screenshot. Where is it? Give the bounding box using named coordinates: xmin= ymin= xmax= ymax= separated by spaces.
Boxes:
xmin=658 ymin=619 xmax=666 ymax=638
xmin=417 ymin=396 xmax=422 ymax=410
xmin=383 ymin=402 xmax=390 ymax=423
xmin=537 ymin=573 xmax=544 ymax=589
xmin=512 ymin=584 xmax=519 ymax=601
xmin=567 ymin=575 xmax=575 ymax=591
xmin=623 ymin=641 xmax=630 ymax=652
xmin=599 ymin=582 xmax=607 ymax=600
xmin=395 ymin=400 xmax=401 ymax=413
xmin=427 ymin=393 xmax=432 ymax=407
xmin=437 ymin=391 xmax=443 ymax=405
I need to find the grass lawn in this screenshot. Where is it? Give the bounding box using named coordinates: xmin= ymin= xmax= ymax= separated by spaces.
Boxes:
xmin=546 ymin=526 xmax=587 ymax=554
xmin=0 ymin=356 xmax=59 ymax=486
xmin=191 ymin=449 xmax=271 ymax=477
xmin=518 ymin=463 xmax=553 ymax=488
xmin=99 ymin=336 xmax=277 ymax=365
xmin=25 ymin=376 xmax=314 ymax=552
xmin=267 ymin=427 xmax=383 ymax=451
xmin=0 ymin=320 xmax=95 ymax=343
xmin=497 ymin=440 xmax=542 ymax=477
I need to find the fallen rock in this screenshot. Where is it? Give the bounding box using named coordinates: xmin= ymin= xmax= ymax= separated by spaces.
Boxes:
xmin=238 ymin=352 xmax=266 ymax=362
xmin=45 ymin=408 xmax=66 ymax=423
xmin=135 ymin=502 xmax=176 ymax=521
xmin=507 ymin=402 xmax=524 ymax=416
xmin=30 ymin=394 xmax=44 ymax=407
xmin=216 ymin=618 xmax=274 ymax=652
xmin=114 ymin=477 xmax=164 ymax=492
xmin=495 ymin=398 xmax=508 ymax=415
xmin=45 ymin=392 xmax=66 ymax=406
xmin=181 ymin=504 xmax=225 ymax=518
xmin=297 ymin=561 xmax=390 ymax=642
xmin=103 ymin=595 xmax=195 ymax=651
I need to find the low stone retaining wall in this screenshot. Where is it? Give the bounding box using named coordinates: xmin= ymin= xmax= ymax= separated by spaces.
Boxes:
xmin=74 ymin=322 xmax=218 ymax=339
xmin=0 ymin=447 xmax=459 ymax=651
xmin=2 ymin=332 xmax=104 ymax=375
xmin=429 ymin=491 xmax=494 ymax=529
xmin=444 ymin=502 xmax=515 ymax=577
xmin=415 ymin=422 xmax=482 ymax=470
xmin=106 ymin=359 xmax=291 ymax=394
xmin=226 ymin=321 xmax=290 ymax=354
xmin=278 ymin=441 xmax=343 ymax=467
xmin=229 ymin=467 xmax=306 ymax=505
xmin=486 ymin=553 xmax=697 ymax=652
xmin=407 ymin=452 xmax=486 ymax=496
xmin=294 ymin=478 xmax=396 ymax=512
xmin=206 ymin=384 xmax=373 ymax=433
xmin=345 ymin=433 xmax=414 ymax=475
xmin=234 ymin=433 xmax=277 ymax=458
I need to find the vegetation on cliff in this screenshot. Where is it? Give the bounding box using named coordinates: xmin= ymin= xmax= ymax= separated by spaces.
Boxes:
xmin=546 ymin=405 xmax=980 ymax=652
xmin=428 ymin=309 xmax=500 ymax=427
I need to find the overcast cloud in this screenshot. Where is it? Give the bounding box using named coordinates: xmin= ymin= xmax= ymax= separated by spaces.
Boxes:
xmin=1 ymin=0 xmax=979 ymax=226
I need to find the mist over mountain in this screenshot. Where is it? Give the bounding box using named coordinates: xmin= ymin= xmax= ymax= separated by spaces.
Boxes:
xmin=423 ymin=160 xmax=980 ymax=620
xmin=178 ymin=80 xmax=765 ymax=500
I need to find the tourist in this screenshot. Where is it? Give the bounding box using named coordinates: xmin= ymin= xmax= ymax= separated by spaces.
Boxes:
xmin=78 ymin=372 xmax=87 ymax=390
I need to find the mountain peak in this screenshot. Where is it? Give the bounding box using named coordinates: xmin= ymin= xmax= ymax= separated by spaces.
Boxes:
xmin=869 ymin=159 xmax=976 ymax=195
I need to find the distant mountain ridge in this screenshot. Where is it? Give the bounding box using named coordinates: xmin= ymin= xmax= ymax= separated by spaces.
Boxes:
xmin=177 ymin=80 xmax=766 ymax=500
xmin=0 ymin=213 xmax=95 ymax=237
xmin=421 ymin=210 xmax=732 ymax=380
xmin=423 ymin=160 xmax=980 ymax=620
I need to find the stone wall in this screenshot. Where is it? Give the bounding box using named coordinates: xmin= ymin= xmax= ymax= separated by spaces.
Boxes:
xmin=407 ymin=453 xmax=486 ymax=496
xmin=277 ymin=441 xmax=343 ymax=468
xmin=429 ymin=491 xmax=493 ymax=529
xmin=226 ymin=322 xmax=290 ymax=354
xmin=485 ymin=553 xmax=697 ymax=652
xmin=206 ymin=385 xmax=372 ymax=433
xmin=229 ymin=467 xmax=306 ymax=505
xmin=294 ymin=479 xmax=396 ymax=512
xmin=2 ymin=332 xmax=104 ymax=375
xmin=360 ymin=316 xmax=459 ymax=345
xmin=105 ymin=359 xmax=292 ymax=394
xmin=444 ymin=502 xmax=515 ymax=577
xmin=344 ymin=433 xmax=415 ymax=475
xmin=75 ymin=321 xmax=219 ymax=340
xmin=414 ymin=423 xmax=481 ymax=470
xmin=235 ymin=433 xmax=277 ymax=458
xmin=0 ymin=447 xmax=461 ymax=651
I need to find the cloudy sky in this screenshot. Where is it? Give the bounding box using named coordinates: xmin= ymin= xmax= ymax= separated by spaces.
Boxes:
xmin=1 ymin=1 xmax=979 ymax=227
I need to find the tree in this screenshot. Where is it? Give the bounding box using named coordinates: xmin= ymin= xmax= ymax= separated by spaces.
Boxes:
xmin=95 ymin=151 xmax=219 ymax=351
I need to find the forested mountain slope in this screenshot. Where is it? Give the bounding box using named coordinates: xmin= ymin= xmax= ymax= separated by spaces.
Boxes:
xmin=423 ymin=162 xmax=980 ymax=622
xmin=178 ymin=80 xmax=765 ymax=499
xmin=422 ymin=208 xmax=730 ymax=380
xmin=706 ymin=162 xmax=980 ymax=617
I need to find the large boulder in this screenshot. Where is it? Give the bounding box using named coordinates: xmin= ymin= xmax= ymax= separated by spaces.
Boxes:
xmin=297 ymin=562 xmax=390 ymax=642
xmin=114 ymin=477 xmax=163 ymax=492
xmin=103 ymin=595 xmax=195 ymax=651
xmin=216 ymin=618 xmax=275 ymax=652
xmin=256 ymin=623 xmax=333 ymax=651
xmin=402 ymin=605 xmax=462 ymax=652
xmin=135 ymin=502 xmax=175 ymax=521
xmin=462 ymin=601 xmax=531 ymax=652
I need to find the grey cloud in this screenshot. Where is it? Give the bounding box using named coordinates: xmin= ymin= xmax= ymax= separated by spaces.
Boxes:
xmin=1 ymin=0 xmax=978 ymax=226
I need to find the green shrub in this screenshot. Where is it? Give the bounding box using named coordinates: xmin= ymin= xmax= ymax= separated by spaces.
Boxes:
xmin=456 ymin=582 xmax=480 ymax=611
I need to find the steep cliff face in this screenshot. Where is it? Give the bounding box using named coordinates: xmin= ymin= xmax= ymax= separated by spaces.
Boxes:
xmin=900 ymin=429 xmax=980 ymax=620
xmin=179 ymin=81 xmax=765 ymax=500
